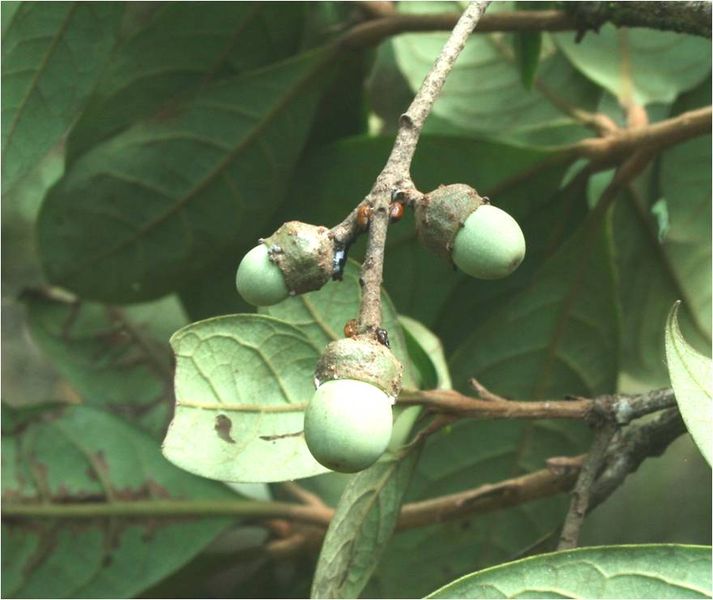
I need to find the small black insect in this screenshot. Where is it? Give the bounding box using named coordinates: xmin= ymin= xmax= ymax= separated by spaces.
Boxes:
xmin=332 ymin=241 xmax=352 ymax=281
xmin=375 ymin=327 xmax=390 ymax=348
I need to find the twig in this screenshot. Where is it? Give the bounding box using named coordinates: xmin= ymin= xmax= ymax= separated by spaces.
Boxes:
xmin=280 ymin=481 xmax=330 ymax=510
xmin=564 ymin=106 xmax=711 ymax=167
xmin=397 ymin=386 xmax=676 ymax=426
xmin=2 ymin=499 xmax=334 ymax=526
xmin=533 ymin=81 xmax=619 ymax=137
xmin=482 ymin=104 xmax=709 ymax=202
xmin=399 ymin=404 xmax=686 ymax=532
xmin=265 ymin=532 xmax=308 ymax=558
xmin=263 ymin=522 xmax=326 ymax=558
xmin=398 ymin=388 xmax=598 ymax=422
xmin=398 ymin=457 xmax=584 ymax=530
xmin=557 ymin=422 xmax=617 ymax=550
xmin=348 ymin=1 xmax=492 ymax=332
xmin=561 ymin=1 xmax=712 ymax=39
xmin=590 ymin=408 xmax=687 ymax=510
xmin=613 ymin=389 xmax=677 ymax=425
xmin=353 ymin=1 xmax=395 ymax=20
xmin=469 ymin=377 xmax=504 ymax=401
xmin=401 ymin=413 xmax=457 ymax=454
xmin=340 ymin=4 xmax=711 ymax=49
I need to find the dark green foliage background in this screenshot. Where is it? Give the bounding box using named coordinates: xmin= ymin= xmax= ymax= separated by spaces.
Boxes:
xmin=2 ymin=2 xmax=711 ymax=598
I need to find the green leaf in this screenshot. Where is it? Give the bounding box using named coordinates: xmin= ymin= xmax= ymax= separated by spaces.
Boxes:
xmin=162 ymin=314 xmax=328 ymax=483
xmin=399 ymin=315 xmax=451 ymax=390
xmin=2 ymin=405 xmax=237 ymax=599
xmin=392 ymin=315 xmax=452 ymax=456
xmin=427 ymin=544 xmax=712 ymax=599
xmin=554 ymin=26 xmax=711 ymax=106
xmin=366 ymin=39 xmax=421 ymax=135
xmin=615 ymin=94 xmax=711 ymax=386
xmin=2 ymin=139 xmax=64 ymax=226
xmin=37 ymin=48 xmax=331 ymax=303
xmin=67 ymin=3 xmax=306 ymax=160
xmin=260 ymin=259 xmax=417 ymax=389
xmin=311 ymin=448 xmax=421 ymax=599
xmin=22 ymin=289 xmax=186 ymax=437
xmin=392 ymin=3 xmax=600 ymax=145
xmin=1 ymin=2 xmax=123 ymax=192
xmin=666 ymin=302 xmax=713 ymax=466
xmin=178 ymin=247 xmax=255 ymax=321
xmin=401 ymin=322 xmax=439 ymax=391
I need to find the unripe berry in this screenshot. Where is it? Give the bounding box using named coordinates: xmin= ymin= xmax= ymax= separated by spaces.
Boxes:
xmin=304 ymin=379 xmax=393 ymax=473
xmin=414 ymin=184 xmax=526 ymax=280
xmin=235 ymin=244 xmax=289 ymax=306
xmin=305 ymin=335 xmax=403 ymax=473
xmin=452 ymin=205 xmax=526 ymax=279
xmin=235 ymin=221 xmax=334 ymax=306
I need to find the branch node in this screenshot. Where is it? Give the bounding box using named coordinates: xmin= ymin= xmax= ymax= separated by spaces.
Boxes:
xmin=398 ymin=113 xmax=415 ymax=130
xmin=468 ymin=377 xmax=504 ymax=402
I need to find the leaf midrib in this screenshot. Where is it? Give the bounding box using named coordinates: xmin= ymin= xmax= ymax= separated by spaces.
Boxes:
xmin=315 ymin=455 xmax=413 ymax=597
xmin=3 ymin=3 xmax=79 ymax=155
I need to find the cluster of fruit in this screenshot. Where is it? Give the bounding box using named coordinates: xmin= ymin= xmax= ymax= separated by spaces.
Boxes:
xmin=236 ymin=184 xmax=525 ymax=473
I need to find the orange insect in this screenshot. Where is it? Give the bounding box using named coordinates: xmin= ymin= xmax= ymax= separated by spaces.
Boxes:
xmin=357 ymin=204 xmax=372 ymax=229
xmin=389 ymin=201 xmax=405 ymax=223
xmin=343 ymin=319 xmax=358 ymax=338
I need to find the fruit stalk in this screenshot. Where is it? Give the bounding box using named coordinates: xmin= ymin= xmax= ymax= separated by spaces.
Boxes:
xmin=353 ymin=0 xmax=492 ymax=333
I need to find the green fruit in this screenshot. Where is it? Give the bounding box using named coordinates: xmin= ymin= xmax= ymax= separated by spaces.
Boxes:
xmin=452 ymin=204 xmax=526 ymax=279
xmin=414 ymin=183 xmax=483 ymax=262
xmin=235 ymin=244 xmax=289 ymax=306
xmin=304 ymin=379 xmax=393 ymax=473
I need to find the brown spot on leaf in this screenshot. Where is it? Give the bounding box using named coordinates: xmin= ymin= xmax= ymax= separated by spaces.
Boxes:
xmin=259 ymin=431 xmax=302 ymax=442
xmin=214 ymin=414 xmax=235 ymax=444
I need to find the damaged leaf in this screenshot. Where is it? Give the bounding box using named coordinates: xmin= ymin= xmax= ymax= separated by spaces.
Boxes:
xmin=2 ymin=405 xmax=239 ymax=599
xmin=162 ymin=314 xmax=327 ymax=483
